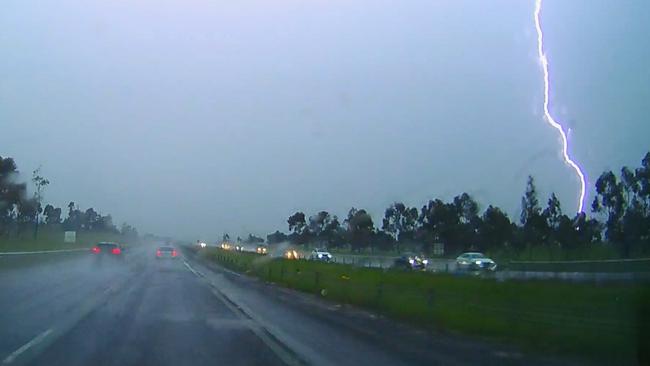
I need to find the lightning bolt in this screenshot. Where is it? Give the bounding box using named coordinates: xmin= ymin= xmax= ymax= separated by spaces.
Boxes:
xmin=534 ymin=0 xmax=587 ymax=213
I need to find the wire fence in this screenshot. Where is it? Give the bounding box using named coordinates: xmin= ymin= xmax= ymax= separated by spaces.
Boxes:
xmin=201 ymin=247 xmax=649 ymax=361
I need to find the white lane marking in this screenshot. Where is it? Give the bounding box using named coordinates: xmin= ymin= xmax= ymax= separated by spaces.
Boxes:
xmin=183 ymin=260 xmax=203 ymax=278
xmin=216 ymin=265 xmax=242 ymax=278
xmin=183 ymin=259 xmax=305 ymax=365
xmin=0 ymin=249 xmax=88 ymax=256
xmin=208 ymin=288 xmax=306 ymax=366
xmin=2 ymin=329 xmax=53 ymax=364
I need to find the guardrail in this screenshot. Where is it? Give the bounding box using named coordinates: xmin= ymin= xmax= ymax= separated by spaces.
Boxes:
xmin=0 ymin=248 xmax=89 ymax=256
xmin=508 ymin=257 xmax=650 ymax=273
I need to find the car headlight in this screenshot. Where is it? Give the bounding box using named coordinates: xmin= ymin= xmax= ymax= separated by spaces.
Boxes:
xmin=475 ymin=260 xmax=482 ymax=264
xmin=408 ymin=259 xmax=415 ymax=264
xmin=318 ymin=254 xmax=323 ymax=258
xmin=422 ymin=259 xmax=428 ymax=265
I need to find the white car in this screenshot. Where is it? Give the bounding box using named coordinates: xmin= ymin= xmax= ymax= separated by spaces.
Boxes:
xmin=309 ymin=249 xmax=332 ymax=262
xmin=456 ymin=252 xmax=497 ymax=271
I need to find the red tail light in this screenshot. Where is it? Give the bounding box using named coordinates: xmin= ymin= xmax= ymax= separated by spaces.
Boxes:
xmin=172 ymin=250 xmax=177 ymax=257
xmin=156 ymin=250 xmax=162 ymax=257
xmin=111 ymin=247 xmax=121 ymax=255
xmin=92 ymin=247 xmax=100 ymax=253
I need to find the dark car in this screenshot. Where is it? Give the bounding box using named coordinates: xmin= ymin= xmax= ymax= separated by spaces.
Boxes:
xmin=91 ymin=242 xmax=125 ymax=259
xmin=392 ymin=253 xmax=428 ymax=271
xmin=309 ymin=249 xmax=332 ymax=262
xmin=156 ymin=246 xmax=178 ymax=259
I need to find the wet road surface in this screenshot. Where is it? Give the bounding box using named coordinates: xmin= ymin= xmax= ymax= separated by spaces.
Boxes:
xmin=0 ymin=244 xmax=594 ymax=366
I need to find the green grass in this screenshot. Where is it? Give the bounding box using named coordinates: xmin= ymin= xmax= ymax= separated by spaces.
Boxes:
xmin=0 ymin=227 xmax=131 ymax=252
xmin=197 ymin=247 xmax=649 ymax=363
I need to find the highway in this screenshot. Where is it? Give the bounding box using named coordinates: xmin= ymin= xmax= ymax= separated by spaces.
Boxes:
xmin=0 ymin=244 xmax=591 ymax=366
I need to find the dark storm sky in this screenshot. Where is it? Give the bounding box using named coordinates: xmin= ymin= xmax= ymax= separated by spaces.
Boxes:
xmin=1 ymin=0 xmax=648 ymax=240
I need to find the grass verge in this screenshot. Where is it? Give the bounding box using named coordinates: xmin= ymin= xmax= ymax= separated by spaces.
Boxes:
xmin=0 ymin=228 xmax=132 ymax=252
xmin=196 ymin=247 xmax=649 ymax=364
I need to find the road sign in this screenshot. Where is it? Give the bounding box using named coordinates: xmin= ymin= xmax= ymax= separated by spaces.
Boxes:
xmin=64 ymin=231 xmax=76 ymax=243
xmin=433 ymin=243 xmax=444 ymax=256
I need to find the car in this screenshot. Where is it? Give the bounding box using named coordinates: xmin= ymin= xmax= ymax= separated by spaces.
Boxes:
xmin=392 ymin=253 xmax=428 ymax=270
xmin=156 ymin=246 xmax=178 ymax=259
xmin=91 ymin=242 xmax=124 ymax=258
xmin=235 ymin=245 xmax=244 ymax=252
xmin=455 ymin=252 xmax=497 ymax=271
xmin=309 ymin=248 xmax=332 ymax=262
xmin=256 ymin=245 xmax=268 ymax=254
xmin=285 ymin=249 xmax=299 ymax=260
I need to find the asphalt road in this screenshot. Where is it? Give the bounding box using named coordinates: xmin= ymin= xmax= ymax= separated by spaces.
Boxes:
xmin=0 ymin=244 xmax=593 ymax=366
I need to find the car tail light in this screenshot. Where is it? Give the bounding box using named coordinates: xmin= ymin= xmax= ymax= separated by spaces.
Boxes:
xmin=172 ymin=250 xmax=177 ymax=257
xmin=111 ymin=247 xmax=121 ymax=255
xmin=156 ymin=250 xmax=161 ymax=257
xmin=92 ymin=246 xmax=100 ymax=253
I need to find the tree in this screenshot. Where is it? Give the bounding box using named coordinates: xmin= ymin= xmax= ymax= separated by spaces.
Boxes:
xmin=308 ymin=211 xmax=330 ymax=238
xmin=573 ymin=212 xmax=601 ymax=247
xmin=591 ymin=153 xmax=650 ymax=257
xmin=287 ymin=212 xmax=306 ymax=235
xmin=321 ymin=214 xmax=345 ymax=248
xmin=592 ymin=170 xmax=627 ymax=255
xmin=382 ymin=202 xmax=418 ymax=247
xmin=543 ymin=193 xmax=562 ymax=231
xmin=452 ymin=193 xmax=481 ymax=251
xmin=95 ymin=214 xmax=117 ymax=232
xmin=520 ymin=176 xmax=549 ymax=250
xmin=64 ymin=202 xmax=82 ymax=231
xmin=83 ymin=208 xmax=99 ymax=230
xmin=478 ymin=205 xmax=513 ymax=252
xmin=418 ymin=199 xmax=460 ymax=254
xmin=287 ymin=211 xmax=310 ymax=245
xmin=636 ymin=152 xmax=650 ymax=215
xmin=17 ymin=198 xmax=39 ymax=233
xmin=0 ymin=156 xmax=27 ymax=235
xmin=120 ymin=223 xmax=138 ymax=238
xmin=542 ymin=193 xmax=563 ymax=251
xmin=244 ymin=234 xmax=264 ymax=244
xmin=222 ymin=233 xmax=230 ymax=242
xmin=521 ymin=176 xmax=541 ymax=225
xmin=266 ymin=230 xmax=287 ymax=244
xmin=31 ymin=166 xmax=49 ymax=238
xmin=554 ymin=214 xmax=577 ymax=252
xmin=43 ymin=204 xmax=62 ymax=225
xmin=554 ymin=212 xmax=601 ymax=256
xmin=373 ymin=230 xmax=395 ymax=251
xmin=344 ymin=208 xmax=374 ymax=252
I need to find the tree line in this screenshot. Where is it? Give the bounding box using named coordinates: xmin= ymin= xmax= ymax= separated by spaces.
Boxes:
xmin=0 ymin=155 xmax=138 ymax=239
xmin=263 ymin=152 xmax=650 ymax=258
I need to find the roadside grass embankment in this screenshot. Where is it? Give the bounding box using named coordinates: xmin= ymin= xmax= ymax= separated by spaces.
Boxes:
xmin=196 ymin=247 xmax=650 ymax=364
xmin=0 ymin=227 xmax=130 ymax=253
